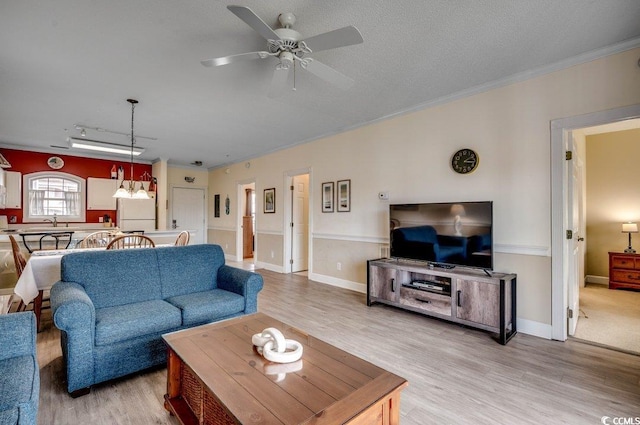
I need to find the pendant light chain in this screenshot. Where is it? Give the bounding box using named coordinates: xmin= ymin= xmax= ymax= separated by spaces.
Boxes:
xmin=129 ymin=99 xmax=136 ymax=193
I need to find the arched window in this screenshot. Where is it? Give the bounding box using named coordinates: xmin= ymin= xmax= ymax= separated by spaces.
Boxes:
xmin=23 ymin=172 xmax=86 ymax=222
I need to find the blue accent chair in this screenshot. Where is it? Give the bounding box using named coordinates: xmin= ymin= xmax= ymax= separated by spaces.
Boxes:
xmin=0 ymin=312 xmax=39 ymax=425
xmin=50 ymin=244 xmax=263 ymax=396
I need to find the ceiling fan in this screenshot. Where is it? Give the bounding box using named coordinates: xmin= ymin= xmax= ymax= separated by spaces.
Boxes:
xmin=201 ymin=5 xmax=364 ymax=97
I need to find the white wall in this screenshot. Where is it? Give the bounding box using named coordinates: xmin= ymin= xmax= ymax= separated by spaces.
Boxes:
xmin=208 ymin=47 xmax=640 ymax=335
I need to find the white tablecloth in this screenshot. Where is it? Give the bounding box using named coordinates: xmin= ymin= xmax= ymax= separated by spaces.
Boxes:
xmin=13 ymin=248 xmax=105 ymax=305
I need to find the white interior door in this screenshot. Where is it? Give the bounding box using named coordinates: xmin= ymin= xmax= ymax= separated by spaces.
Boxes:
xmin=291 ymin=174 xmax=309 ymax=272
xmin=567 ymin=133 xmax=585 ymax=336
xmin=172 ymin=187 xmax=206 ymax=245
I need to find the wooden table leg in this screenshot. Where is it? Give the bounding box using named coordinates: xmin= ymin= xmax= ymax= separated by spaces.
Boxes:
xmin=33 ymin=290 xmax=43 ymax=332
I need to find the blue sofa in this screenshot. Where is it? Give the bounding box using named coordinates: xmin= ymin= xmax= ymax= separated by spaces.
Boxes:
xmin=0 ymin=312 xmax=39 ymax=425
xmin=391 ymin=225 xmax=467 ymax=263
xmin=50 ymin=244 xmax=263 ymax=396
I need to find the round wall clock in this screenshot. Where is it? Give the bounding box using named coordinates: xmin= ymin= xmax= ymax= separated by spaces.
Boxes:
xmin=451 ymin=149 xmax=479 ymax=174
xmin=47 ymin=156 xmax=65 ymax=169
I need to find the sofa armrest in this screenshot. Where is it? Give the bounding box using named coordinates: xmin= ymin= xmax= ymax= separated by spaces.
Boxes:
xmin=50 ymin=280 xmax=97 ymax=393
xmin=217 ymin=266 xmax=264 ymax=314
xmin=0 ymin=311 xmax=36 ymax=361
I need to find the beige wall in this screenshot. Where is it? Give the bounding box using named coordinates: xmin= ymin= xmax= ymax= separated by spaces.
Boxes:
xmin=586 ymin=128 xmax=640 ymax=277
xmin=208 ymin=47 xmax=640 ymax=330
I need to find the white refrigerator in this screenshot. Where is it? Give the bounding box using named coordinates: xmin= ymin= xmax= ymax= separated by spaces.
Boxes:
xmin=117 ymin=198 xmax=156 ymax=232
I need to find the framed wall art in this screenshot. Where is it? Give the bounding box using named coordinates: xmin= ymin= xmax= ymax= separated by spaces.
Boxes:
xmin=264 ymin=188 xmax=276 ymax=213
xmin=337 ymin=179 xmax=351 ymax=212
xmin=214 ymin=194 xmax=220 ymax=217
xmin=322 ymin=182 xmax=334 ymax=213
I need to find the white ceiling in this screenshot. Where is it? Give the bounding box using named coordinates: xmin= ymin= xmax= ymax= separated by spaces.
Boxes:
xmin=1 ymin=1 xmax=639 ymax=169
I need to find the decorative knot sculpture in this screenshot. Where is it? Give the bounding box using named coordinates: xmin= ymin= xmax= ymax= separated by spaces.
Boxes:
xmin=252 ymin=327 xmax=303 ymax=364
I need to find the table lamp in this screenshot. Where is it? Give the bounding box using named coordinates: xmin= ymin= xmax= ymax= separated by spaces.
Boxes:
xmin=622 ymin=222 xmax=638 ymax=253
xmin=450 ymin=204 xmax=466 ymax=236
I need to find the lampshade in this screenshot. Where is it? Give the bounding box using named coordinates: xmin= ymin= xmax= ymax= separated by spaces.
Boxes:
xmin=622 ymin=222 xmax=638 ymax=233
xmin=450 ymin=204 xmax=466 ymax=216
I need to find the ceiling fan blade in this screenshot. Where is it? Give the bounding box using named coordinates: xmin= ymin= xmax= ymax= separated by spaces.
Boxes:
xmin=302 ymin=26 xmax=364 ymax=53
xmin=201 ymin=51 xmax=270 ymax=67
xmin=227 ymin=5 xmax=281 ymax=41
xmin=303 ymin=59 xmax=354 ymax=90
xmin=268 ymin=66 xmax=291 ymax=98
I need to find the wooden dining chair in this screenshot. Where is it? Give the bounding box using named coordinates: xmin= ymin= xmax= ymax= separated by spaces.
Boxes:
xmin=106 ymin=234 xmax=155 ymax=250
xmin=78 ymin=230 xmax=116 ymax=248
xmin=9 ymin=235 xmax=44 ymax=328
xmin=174 ymin=231 xmax=190 ymax=246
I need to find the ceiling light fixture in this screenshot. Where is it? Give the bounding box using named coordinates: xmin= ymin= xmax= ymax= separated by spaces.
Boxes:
xmin=113 ymin=99 xmax=150 ymax=199
xmin=68 ymin=137 xmax=145 ymax=156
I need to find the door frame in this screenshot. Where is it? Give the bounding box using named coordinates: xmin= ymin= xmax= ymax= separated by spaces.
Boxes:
xmin=283 ymin=167 xmax=312 ymax=274
xmin=236 ymin=178 xmax=256 ymax=264
xmin=550 ymin=103 xmax=640 ymax=341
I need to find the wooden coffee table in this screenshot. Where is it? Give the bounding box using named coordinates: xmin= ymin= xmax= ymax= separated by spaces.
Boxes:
xmin=163 ymin=313 xmax=408 ymax=424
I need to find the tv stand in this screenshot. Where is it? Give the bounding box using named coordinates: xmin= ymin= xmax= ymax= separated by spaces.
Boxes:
xmin=367 ymin=258 xmax=517 ymax=344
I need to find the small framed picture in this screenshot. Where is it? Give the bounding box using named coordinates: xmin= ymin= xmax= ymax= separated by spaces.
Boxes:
xmin=322 ymin=182 xmax=334 ymax=213
xmin=337 ymin=179 xmax=351 ymax=212
xmin=214 ymin=194 xmax=220 ymax=218
xmin=264 ymin=188 xmax=276 ymax=213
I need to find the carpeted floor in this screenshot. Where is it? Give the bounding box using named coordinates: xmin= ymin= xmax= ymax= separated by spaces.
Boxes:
xmin=573 ymin=284 xmax=640 ymax=354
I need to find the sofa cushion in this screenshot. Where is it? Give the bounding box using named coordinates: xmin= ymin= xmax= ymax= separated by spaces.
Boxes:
xmin=156 ymin=245 xmax=225 ymax=299
xmin=0 ymin=355 xmax=36 ymax=411
xmin=166 ymin=289 xmax=245 ymax=326
xmin=95 ymin=300 xmax=182 ymax=346
xmin=62 ymin=249 xmax=162 ymax=309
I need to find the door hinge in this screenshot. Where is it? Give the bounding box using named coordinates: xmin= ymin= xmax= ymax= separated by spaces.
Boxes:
xmin=290 ymin=222 xmax=294 ymax=227
xmin=567 ymin=307 xmax=573 ymax=319
xmin=290 ymin=185 xmax=294 ymax=191
xmin=290 ymin=259 xmax=294 ymax=264
xmin=565 ymin=151 xmax=572 ymax=160
xmin=566 ymin=230 xmax=573 ymax=239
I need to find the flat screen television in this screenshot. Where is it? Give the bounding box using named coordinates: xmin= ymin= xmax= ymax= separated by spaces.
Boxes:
xmin=389 ymin=201 xmax=493 ymax=270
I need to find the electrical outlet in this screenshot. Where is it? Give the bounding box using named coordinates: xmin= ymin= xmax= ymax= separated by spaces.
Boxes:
xmin=271 ymin=250 xmax=275 ymax=258
xmin=337 ymin=262 xmax=342 ymax=271
xmin=98 ymin=217 xmax=103 ymax=223
xmin=225 ymin=243 xmax=228 ymax=250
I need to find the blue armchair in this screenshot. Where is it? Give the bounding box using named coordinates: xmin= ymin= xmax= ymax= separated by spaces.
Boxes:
xmin=0 ymin=312 xmax=39 ymax=425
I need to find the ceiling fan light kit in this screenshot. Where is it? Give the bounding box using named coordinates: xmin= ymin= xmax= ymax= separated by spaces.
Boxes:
xmin=201 ymin=5 xmax=364 ymax=97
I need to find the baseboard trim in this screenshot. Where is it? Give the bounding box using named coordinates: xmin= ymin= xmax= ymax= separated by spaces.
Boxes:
xmin=256 ymin=261 xmax=285 ymax=274
xmin=585 ymin=275 xmax=608 ymax=286
xmin=308 ymin=272 xmax=367 ymax=294
xmin=517 ymin=318 xmax=553 ymax=340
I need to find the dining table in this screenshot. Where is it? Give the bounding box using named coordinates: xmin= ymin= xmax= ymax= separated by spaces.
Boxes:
xmin=13 ymin=247 xmax=104 ymax=331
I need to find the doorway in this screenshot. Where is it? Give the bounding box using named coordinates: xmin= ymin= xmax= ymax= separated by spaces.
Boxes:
xmin=237 ymin=181 xmax=256 ymax=265
xmin=285 ymin=171 xmax=310 ymax=274
xmin=551 ymin=104 xmax=640 ymax=346
xmin=171 ymin=186 xmax=206 ymax=244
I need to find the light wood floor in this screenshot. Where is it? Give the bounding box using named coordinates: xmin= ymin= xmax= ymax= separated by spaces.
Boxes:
xmin=36 ymin=270 xmax=640 ymax=424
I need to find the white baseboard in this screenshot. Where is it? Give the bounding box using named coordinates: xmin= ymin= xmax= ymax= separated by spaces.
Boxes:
xmin=256 ymin=261 xmax=285 ymax=274
xmin=517 ymin=318 xmax=552 ymax=339
xmin=585 ymin=275 xmax=608 ymax=286
xmin=308 ymin=272 xmax=367 ymax=294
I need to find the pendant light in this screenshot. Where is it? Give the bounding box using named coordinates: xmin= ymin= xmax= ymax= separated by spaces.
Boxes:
xmin=113 ymin=99 xmax=150 ymax=199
